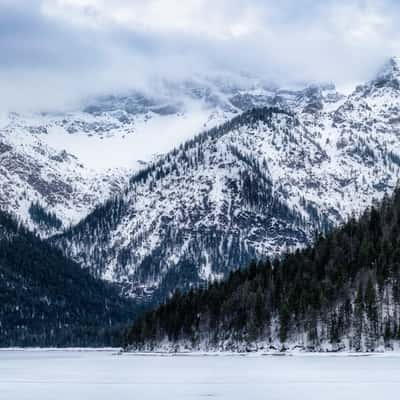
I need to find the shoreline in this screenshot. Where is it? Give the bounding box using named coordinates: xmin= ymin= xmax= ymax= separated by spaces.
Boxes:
xmin=2 ymin=347 xmax=400 ymax=357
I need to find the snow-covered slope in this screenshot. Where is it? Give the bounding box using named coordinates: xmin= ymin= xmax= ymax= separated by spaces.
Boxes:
xmin=53 ymin=58 xmax=400 ymax=302
xmin=0 ymin=74 xmax=344 ymax=234
xmin=0 ymin=120 xmax=127 ymax=233
xmin=3 ymin=57 xmax=400 ymax=302
xmin=0 ymin=76 xmax=274 ymax=233
xmin=56 ymin=109 xmax=316 ymax=298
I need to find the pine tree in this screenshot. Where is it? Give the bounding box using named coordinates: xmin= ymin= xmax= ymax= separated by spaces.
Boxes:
xmin=364 ymin=278 xmax=379 ymax=350
xmin=353 ymin=283 xmax=364 ymax=351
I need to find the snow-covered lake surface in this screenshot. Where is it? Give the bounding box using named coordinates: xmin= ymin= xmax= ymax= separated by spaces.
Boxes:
xmin=1 ymin=349 xmax=400 ymax=399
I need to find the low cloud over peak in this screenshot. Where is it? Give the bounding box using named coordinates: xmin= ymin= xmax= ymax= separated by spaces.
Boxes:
xmin=1 ymin=0 xmax=400 ymax=111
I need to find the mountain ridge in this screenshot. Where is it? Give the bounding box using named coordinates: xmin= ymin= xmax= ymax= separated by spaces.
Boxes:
xmin=3 ymin=58 xmax=400 ymax=307
xmin=53 ymin=59 xmax=400 ymax=304
xmin=54 ymin=107 xmax=315 ymax=299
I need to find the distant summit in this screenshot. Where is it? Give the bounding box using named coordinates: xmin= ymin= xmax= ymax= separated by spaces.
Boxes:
xmin=377 ymin=56 xmax=400 ymax=79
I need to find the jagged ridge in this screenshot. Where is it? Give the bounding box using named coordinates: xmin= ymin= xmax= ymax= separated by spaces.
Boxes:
xmin=54 ymin=107 xmax=334 ymax=301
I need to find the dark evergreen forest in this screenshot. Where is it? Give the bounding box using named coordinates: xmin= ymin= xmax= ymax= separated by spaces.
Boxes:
xmin=125 ymin=188 xmax=400 ymax=352
xmin=29 ymin=202 xmax=63 ymax=231
xmin=0 ymin=210 xmax=141 ymax=347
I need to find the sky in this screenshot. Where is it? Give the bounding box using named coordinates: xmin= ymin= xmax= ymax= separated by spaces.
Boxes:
xmin=1 ymin=0 xmax=400 ymax=111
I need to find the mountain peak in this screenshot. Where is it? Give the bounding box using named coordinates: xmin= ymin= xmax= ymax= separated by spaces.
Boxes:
xmin=375 ymin=56 xmax=400 ymax=82
xmin=355 ymin=57 xmax=400 ymax=95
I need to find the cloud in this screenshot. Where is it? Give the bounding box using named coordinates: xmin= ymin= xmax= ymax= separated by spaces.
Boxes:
xmin=1 ymin=0 xmax=400 ymax=111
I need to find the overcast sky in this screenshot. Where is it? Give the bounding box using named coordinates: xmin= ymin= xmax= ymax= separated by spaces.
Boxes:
xmin=1 ymin=0 xmax=400 ymax=111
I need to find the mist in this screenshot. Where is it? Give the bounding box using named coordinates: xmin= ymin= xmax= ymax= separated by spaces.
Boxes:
xmin=1 ymin=0 xmax=400 ymax=112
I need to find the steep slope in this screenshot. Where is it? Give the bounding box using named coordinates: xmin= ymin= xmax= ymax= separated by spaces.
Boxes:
xmin=0 ymin=209 xmax=137 ymax=346
xmin=0 ymin=76 xmax=342 ymax=234
xmin=0 ymin=94 xmax=221 ymax=234
xmin=54 ymin=59 xmax=400 ymax=303
xmin=56 ymin=108 xmax=320 ymax=300
xmin=125 ymin=189 xmax=400 ymax=353
xmin=0 ymin=124 xmax=127 ymax=234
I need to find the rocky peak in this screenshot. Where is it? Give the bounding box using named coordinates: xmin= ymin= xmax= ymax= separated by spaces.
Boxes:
xmin=377 ymin=57 xmax=400 ymax=79
xmin=293 ymin=83 xmax=341 ymax=114
xmin=367 ymin=57 xmax=400 ymax=92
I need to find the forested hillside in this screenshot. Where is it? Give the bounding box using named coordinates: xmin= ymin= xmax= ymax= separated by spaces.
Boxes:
xmin=55 ymin=57 xmax=400 ymax=306
xmin=0 ymin=210 xmax=139 ymax=346
xmin=125 ymin=188 xmax=400 ymax=352
xmin=54 ymin=107 xmax=335 ymax=302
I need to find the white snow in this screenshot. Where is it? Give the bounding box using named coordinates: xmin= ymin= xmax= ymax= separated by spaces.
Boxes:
xmin=59 ymin=79 xmax=400 ymax=293
xmin=41 ymin=106 xmax=227 ymax=172
xmin=0 ymin=95 xmax=231 ymax=231
xmin=1 ymin=349 xmax=400 ymax=399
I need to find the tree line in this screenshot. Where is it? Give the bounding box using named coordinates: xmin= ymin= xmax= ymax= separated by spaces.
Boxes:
xmin=125 ymin=188 xmax=400 ymax=352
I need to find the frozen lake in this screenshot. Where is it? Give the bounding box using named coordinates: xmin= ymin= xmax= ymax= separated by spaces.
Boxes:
xmin=1 ymin=350 xmax=400 ymax=399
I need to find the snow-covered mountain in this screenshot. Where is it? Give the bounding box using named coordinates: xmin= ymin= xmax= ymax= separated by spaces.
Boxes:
xmin=2 ymin=57 xmax=400 ymax=303
xmin=53 ymin=58 xmax=400 ymax=301
xmin=0 ymin=73 xmax=344 ymax=234
xmin=0 ymin=76 xmax=268 ymax=232
xmin=0 ymin=120 xmax=128 ymax=234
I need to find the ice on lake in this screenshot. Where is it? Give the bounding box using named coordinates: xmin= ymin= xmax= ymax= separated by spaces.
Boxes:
xmin=1 ymin=349 xmax=400 ymax=399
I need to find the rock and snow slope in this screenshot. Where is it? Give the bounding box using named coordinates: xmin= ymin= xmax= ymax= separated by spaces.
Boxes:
xmin=3 ymin=58 xmax=400 ymax=302
xmin=0 ymin=76 xmax=281 ymax=233
xmin=53 ymin=58 xmax=400 ymax=301
xmin=0 ymin=121 xmax=127 ymax=233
